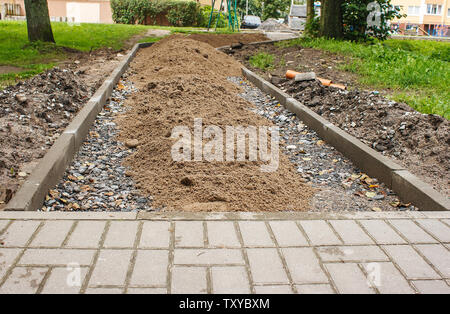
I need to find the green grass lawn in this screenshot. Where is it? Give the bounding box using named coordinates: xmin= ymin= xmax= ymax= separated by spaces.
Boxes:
xmin=0 ymin=21 xmax=233 ymax=87
xmin=276 ymin=37 xmax=450 ymax=119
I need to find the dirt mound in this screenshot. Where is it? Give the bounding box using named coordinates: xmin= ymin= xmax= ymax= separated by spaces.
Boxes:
xmin=258 ymin=18 xmax=292 ymax=32
xmin=279 ymin=79 xmax=450 ymax=196
xmin=116 ymin=35 xmax=315 ymax=211
xmin=187 ymin=33 xmax=268 ymax=48
xmin=0 ymin=48 xmax=131 ymax=209
xmin=0 ymin=68 xmax=92 ymax=204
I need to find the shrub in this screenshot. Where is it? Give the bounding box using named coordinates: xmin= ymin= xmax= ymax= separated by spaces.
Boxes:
xmin=198 ymin=5 xmax=228 ymax=28
xmin=110 ymin=0 xmax=203 ymax=26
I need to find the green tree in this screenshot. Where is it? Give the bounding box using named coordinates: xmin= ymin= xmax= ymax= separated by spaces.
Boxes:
xmin=261 ymin=0 xmax=290 ymax=20
xmin=24 ymin=0 xmax=55 ymax=42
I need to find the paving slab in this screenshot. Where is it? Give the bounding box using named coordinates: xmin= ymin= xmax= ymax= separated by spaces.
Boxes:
xmin=207 ymin=221 xmax=240 ymax=248
xmin=41 ymin=267 xmax=88 ymax=294
xmin=30 ymin=220 xmax=74 ymax=247
xmin=89 ymin=249 xmax=133 ymax=286
xmin=298 ymin=221 xmax=342 ymax=246
xmin=171 ymin=266 xmax=207 ymax=294
xmin=359 ymin=220 xmax=406 ymax=244
xmin=139 ymin=221 xmax=171 ymax=249
xmin=239 ymin=221 xmax=274 ymax=247
xmin=269 ymin=221 xmax=308 ymax=247
xmin=254 ymin=285 xmax=294 ymax=294
xmin=296 ymin=284 xmax=335 ymax=294
xmin=65 ymin=221 xmax=106 ymax=248
xmin=383 ymin=245 xmax=440 ymax=279
xmin=411 ymin=280 xmax=450 ymax=294
xmin=246 ymin=248 xmax=289 ymax=284
xmin=0 ymin=267 xmax=47 ymax=294
xmin=329 ymin=220 xmax=374 ymax=245
xmin=130 ymin=250 xmax=168 ymax=286
xmin=414 ymin=244 xmax=450 ymax=278
xmin=388 ymin=219 xmax=438 ymax=244
xmin=414 ymin=219 xmax=450 ymax=243
xmin=361 ymin=262 xmax=414 ymax=294
xmin=211 ymin=266 xmax=251 ymax=294
xmin=103 ymin=221 xmax=139 ymax=248
xmin=282 ymin=247 xmax=328 ymax=284
xmin=325 ymin=263 xmax=375 ymax=294
xmin=0 ymin=220 xmax=41 ymax=247
xmin=175 ymin=221 xmax=204 ymax=248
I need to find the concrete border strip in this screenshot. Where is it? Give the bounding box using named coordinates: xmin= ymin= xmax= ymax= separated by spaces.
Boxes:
xmin=240 ymin=67 xmax=449 ymax=211
xmin=4 ymin=43 xmax=152 ymax=211
xmin=2 ymin=210 xmax=448 ymax=221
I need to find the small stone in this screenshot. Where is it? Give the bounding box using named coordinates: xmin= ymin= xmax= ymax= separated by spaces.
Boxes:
xmin=15 ymin=94 xmax=28 ymax=104
xmin=125 ymin=139 xmax=139 ymax=148
xmin=286 ymin=145 xmax=296 ymax=150
xmin=18 ymin=172 xmax=27 ymax=177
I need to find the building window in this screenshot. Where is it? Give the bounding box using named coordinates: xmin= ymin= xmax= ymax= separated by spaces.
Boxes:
xmin=407 ymin=6 xmax=421 ymax=16
xmin=426 ymin=4 xmax=442 ymax=15
xmin=448 ymin=8 xmax=450 ymax=17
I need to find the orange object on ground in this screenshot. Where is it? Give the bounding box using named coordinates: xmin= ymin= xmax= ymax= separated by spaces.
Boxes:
xmin=317 ymin=77 xmax=332 ymax=86
xmin=286 ymin=70 xmax=301 ymax=79
xmin=330 ymin=83 xmax=346 ymax=90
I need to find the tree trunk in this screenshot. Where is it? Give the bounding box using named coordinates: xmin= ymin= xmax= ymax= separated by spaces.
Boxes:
xmin=320 ymin=0 xmax=344 ymax=39
xmin=24 ymin=0 xmax=54 ymax=43
xmin=306 ymin=0 xmax=315 ymax=24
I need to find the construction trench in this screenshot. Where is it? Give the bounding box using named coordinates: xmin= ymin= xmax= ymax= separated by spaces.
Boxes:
xmin=3 ymin=34 xmax=449 ymax=213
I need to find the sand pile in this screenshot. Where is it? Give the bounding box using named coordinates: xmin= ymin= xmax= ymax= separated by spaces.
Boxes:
xmin=116 ymin=35 xmax=315 ymax=211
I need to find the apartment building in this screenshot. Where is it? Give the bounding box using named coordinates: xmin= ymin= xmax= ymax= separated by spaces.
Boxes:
xmin=391 ymin=0 xmax=449 ymax=36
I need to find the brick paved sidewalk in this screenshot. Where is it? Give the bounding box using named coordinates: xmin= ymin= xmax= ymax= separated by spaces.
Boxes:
xmin=0 ymin=211 xmax=449 ymax=294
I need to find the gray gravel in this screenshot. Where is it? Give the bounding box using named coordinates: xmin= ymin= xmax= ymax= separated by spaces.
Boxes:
xmin=42 ymin=79 xmax=152 ymax=212
xmin=229 ymin=77 xmax=417 ymax=212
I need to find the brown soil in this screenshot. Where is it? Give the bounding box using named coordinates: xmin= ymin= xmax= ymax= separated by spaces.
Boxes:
xmin=186 ymin=33 xmax=269 ymax=48
xmin=116 ymin=35 xmax=315 ymax=211
xmin=0 ymin=48 xmax=136 ymax=209
xmin=0 ymin=66 xmax=23 ymax=74
xmin=230 ymin=42 xmax=357 ymax=86
xmin=231 ymin=42 xmax=450 ymax=197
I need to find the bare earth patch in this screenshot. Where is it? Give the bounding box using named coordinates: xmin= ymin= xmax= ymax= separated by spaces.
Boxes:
xmin=0 ymin=48 xmax=137 ymax=209
xmin=231 ymin=42 xmax=449 ymax=197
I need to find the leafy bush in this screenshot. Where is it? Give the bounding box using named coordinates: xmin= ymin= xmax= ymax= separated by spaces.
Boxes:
xmin=304 ymin=16 xmax=320 ymax=38
xmin=110 ymin=0 xmax=203 ymax=26
xmin=198 ymin=5 xmax=229 ymax=28
xmin=167 ymin=1 xmax=200 ymax=27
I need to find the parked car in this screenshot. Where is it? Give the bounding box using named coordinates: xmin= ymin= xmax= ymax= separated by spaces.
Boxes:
xmin=241 ymin=15 xmax=261 ymax=29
